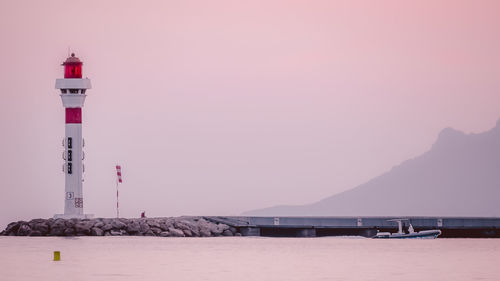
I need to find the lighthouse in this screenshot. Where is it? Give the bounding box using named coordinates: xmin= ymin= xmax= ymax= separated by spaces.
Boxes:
xmin=54 ymin=53 xmax=93 ymax=219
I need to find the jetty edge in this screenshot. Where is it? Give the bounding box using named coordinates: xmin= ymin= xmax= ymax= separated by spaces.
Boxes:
xmin=0 ymin=217 xmax=240 ymax=237
xmin=3 ymin=216 xmax=500 ymax=238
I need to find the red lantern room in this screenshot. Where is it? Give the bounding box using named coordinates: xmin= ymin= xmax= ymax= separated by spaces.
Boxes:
xmin=62 ymin=53 xmax=83 ymax=78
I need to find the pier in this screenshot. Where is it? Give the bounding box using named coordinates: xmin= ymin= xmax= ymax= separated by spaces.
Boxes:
xmin=205 ymin=216 xmax=500 ymax=238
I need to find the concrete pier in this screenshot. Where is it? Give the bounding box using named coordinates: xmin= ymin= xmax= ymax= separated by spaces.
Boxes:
xmin=205 ymin=216 xmax=500 ymax=238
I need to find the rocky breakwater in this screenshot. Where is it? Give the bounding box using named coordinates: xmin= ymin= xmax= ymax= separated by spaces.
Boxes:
xmin=1 ymin=217 xmax=240 ymax=237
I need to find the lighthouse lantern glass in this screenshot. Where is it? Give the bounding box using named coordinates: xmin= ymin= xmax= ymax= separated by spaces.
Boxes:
xmin=64 ymin=63 xmax=82 ymax=78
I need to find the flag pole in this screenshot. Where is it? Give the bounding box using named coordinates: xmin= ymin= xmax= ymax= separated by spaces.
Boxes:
xmin=116 ymin=176 xmax=119 ymax=218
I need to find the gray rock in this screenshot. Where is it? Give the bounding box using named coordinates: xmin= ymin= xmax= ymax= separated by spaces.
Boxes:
xmin=168 ymin=227 xmax=185 ymax=237
xmin=5 ymin=222 xmax=20 ymax=235
xmin=139 ymin=222 xmax=150 ymax=233
xmin=126 ymin=222 xmax=141 ymax=234
xmin=29 ymin=230 xmax=42 ymax=236
xmin=199 ymin=228 xmax=212 ymax=237
xmin=65 ymin=220 xmax=75 ymax=228
xmin=91 ymin=227 xmax=104 ymax=236
xmin=102 ymin=224 xmax=113 ymax=231
xmin=182 ymin=229 xmax=193 ymax=237
xmin=150 ymin=227 xmax=162 ymax=235
xmin=104 ymin=231 xmax=112 ymax=236
xmin=33 ymin=223 xmax=49 ymax=235
xmin=50 ymin=220 xmax=67 ymax=236
xmin=75 ymin=221 xmax=93 ymax=235
xmin=144 ymin=230 xmax=156 ymax=236
xmin=146 ymin=220 xmax=161 ymax=228
xmin=222 ymin=229 xmax=233 ymax=236
xmin=111 ymin=220 xmax=127 ymax=230
xmin=64 ymin=228 xmax=75 ymax=236
xmin=17 ymin=224 xmax=32 ymax=236
xmin=94 ymin=221 xmax=105 ymax=228
xmin=159 ymin=231 xmax=170 ymax=237
xmin=110 ymin=230 xmax=122 ymax=236
xmin=234 ymin=233 xmax=242 ymax=236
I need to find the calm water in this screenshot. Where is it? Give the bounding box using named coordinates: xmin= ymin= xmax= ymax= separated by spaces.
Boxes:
xmin=1 ymin=236 xmax=499 ymax=281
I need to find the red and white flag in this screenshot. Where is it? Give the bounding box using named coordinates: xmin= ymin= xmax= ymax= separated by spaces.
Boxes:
xmin=116 ymin=165 xmax=122 ymax=183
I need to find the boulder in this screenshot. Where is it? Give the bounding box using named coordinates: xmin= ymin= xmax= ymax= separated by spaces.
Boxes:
xmin=168 ymin=227 xmax=185 ymax=237
xmin=74 ymin=221 xmax=93 ymax=235
xmin=33 ymin=223 xmax=49 ymax=236
xmin=64 ymin=228 xmax=75 ymax=236
xmin=17 ymin=224 xmax=32 ymax=236
xmin=144 ymin=230 xmax=156 ymax=236
xmin=182 ymin=229 xmax=193 ymax=237
xmin=50 ymin=221 xmax=66 ymax=236
xmin=29 ymin=230 xmax=42 ymax=236
xmin=94 ymin=221 xmax=105 ymax=228
xmin=5 ymin=222 xmax=20 ymax=235
xmin=126 ymin=222 xmax=141 ymax=234
xmin=111 ymin=220 xmax=127 ymax=230
xmin=159 ymin=231 xmax=170 ymax=237
xmin=150 ymin=227 xmax=162 ymax=235
xmin=139 ymin=222 xmax=150 ymax=234
xmin=146 ymin=220 xmax=161 ymax=228
xmin=91 ymin=227 xmax=104 ymax=236
xmin=222 ymin=229 xmax=233 ymax=236
xmin=102 ymin=224 xmax=113 ymax=231
xmin=65 ymin=220 xmax=76 ymax=228
xmin=110 ymin=230 xmax=122 ymax=236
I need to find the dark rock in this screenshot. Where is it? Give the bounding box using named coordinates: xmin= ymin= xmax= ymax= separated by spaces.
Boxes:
xmin=94 ymin=221 xmax=105 ymax=228
xmin=64 ymin=228 xmax=75 ymax=236
xmin=75 ymin=221 xmax=93 ymax=235
xmin=159 ymin=231 xmax=170 ymax=237
xmin=50 ymin=220 xmax=67 ymax=236
xmin=139 ymin=222 xmax=150 ymax=233
xmin=102 ymin=224 xmax=113 ymax=231
xmin=65 ymin=220 xmax=75 ymax=228
xmin=111 ymin=220 xmax=127 ymax=230
xmin=126 ymin=222 xmax=141 ymax=234
xmin=17 ymin=224 xmax=32 ymax=236
xmin=168 ymin=227 xmax=185 ymax=237
xmin=150 ymin=227 xmax=162 ymax=235
xmin=91 ymin=227 xmax=104 ymax=236
xmin=234 ymin=233 xmax=242 ymax=236
xmin=29 ymin=230 xmax=42 ymax=236
xmin=222 ymin=229 xmax=233 ymax=236
xmin=182 ymin=229 xmax=193 ymax=237
xmin=5 ymin=222 xmax=20 ymax=235
xmin=33 ymin=223 xmax=49 ymax=235
xmin=110 ymin=230 xmax=122 ymax=236
xmin=144 ymin=230 xmax=156 ymax=236
xmin=146 ymin=220 xmax=161 ymax=228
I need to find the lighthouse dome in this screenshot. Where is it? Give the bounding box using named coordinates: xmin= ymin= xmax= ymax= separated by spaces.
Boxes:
xmin=62 ymin=53 xmax=83 ymax=78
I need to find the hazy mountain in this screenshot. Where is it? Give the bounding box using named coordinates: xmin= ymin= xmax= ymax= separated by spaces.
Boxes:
xmin=244 ymin=119 xmax=500 ymax=217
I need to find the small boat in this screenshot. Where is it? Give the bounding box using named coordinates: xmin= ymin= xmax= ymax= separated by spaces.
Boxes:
xmin=373 ymin=219 xmax=441 ymax=239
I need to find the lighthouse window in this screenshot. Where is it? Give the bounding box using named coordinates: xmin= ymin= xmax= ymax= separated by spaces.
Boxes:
xmin=68 ymin=163 xmax=72 ymax=174
xmin=61 ymin=89 xmax=67 ymax=93
xmin=69 ymin=89 xmax=79 ymax=94
xmin=68 ymin=137 xmax=72 ymax=149
xmin=68 ymin=150 xmax=72 ymax=161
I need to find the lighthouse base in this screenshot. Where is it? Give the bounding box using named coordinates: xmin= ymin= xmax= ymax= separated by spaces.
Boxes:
xmin=53 ymin=214 xmax=94 ymax=219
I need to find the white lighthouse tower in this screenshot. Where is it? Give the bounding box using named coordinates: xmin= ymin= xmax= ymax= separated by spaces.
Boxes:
xmin=54 ymin=53 xmax=93 ymax=219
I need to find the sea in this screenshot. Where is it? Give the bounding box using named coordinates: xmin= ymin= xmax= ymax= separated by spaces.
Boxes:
xmin=1 ymin=236 xmax=499 ymax=281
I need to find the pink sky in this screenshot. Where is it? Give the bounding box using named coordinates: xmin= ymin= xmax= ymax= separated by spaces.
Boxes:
xmin=0 ymin=0 xmax=499 ymax=227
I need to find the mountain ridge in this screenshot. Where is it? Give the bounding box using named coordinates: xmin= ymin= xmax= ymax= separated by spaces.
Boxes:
xmin=243 ymin=119 xmax=500 ymax=217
